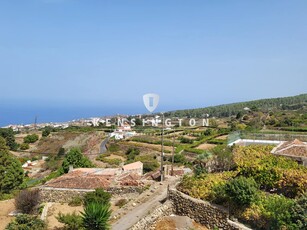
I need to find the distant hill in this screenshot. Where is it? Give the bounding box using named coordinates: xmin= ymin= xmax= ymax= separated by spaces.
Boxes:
xmin=165 ymin=93 xmax=307 ymax=118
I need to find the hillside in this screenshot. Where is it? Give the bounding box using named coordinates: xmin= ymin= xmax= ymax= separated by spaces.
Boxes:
xmin=165 ymin=93 xmax=307 ymax=118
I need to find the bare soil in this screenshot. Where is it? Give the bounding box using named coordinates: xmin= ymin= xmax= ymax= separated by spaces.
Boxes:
xmin=216 ymin=135 xmax=228 ymax=140
xmin=126 ymin=141 xmax=173 ymax=152
xmin=0 ymin=199 xmax=15 ymax=230
xmin=46 ymin=203 xmax=84 ymax=230
xmin=155 ymin=216 xmax=208 ymax=230
xmin=196 ymin=143 xmax=217 ymax=150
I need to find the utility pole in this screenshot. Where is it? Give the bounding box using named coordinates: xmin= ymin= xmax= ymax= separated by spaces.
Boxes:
xmin=171 ymin=134 xmax=175 ymax=176
xmin=160 ymin=112 xmax=164 ymax=182
xmin=34 ymin=116 xmax=38 ymax=130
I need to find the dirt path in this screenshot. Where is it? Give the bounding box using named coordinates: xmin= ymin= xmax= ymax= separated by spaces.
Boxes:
xmin=111 ymin=177 xmax=179 ymax=230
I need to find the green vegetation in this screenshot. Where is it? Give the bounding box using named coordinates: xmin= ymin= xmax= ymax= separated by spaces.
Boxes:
xmin=5 ymin=214 xmax=46 ymax=230
xmin=57 ymin=211 xmax=84 ymax=230
xmin=233 ymin=145 xmax=307 ymax=197
xmin=223 ymin=176 xmax=259 ymax=206
xmin=61 ymin=148 xmax=94 ymax=174
xmin=173 ymin=153 xmax=187 ymax=164
xmin=0 ymin=128 xmax=18 ymax=150
xmin=20 ymin=142 xmax=30 ymax=150
xmin=180 ymin=137 xmax=194 ymax=144
xmin=125 ymin=147 xmax=140 ymax=162
xmin=0 ymin=137 xmax=24 ymax=194
xmin=69 ymin=195 xmax=84 ymax=206
xmin=179 ymin=145 xmax=307 ymax=229
xmin=23 ymin=134 xmax=39 ymax=143
xmin=135 ymin=155 xmax=159 ymax=173
xmin=129 ymin=136 xmax=176 ymax=147
xmin=166 ymin=93 xmax=307 ymax=118
xmin=96 ymin=156 xmax=122 ymax=166
xmin=84 ymin=188 xmax=111 ymax=206
xmin=57 ymin=188 xmax=112 ymax=230
xmin=107 ymin=143 xmax=120 ymax=152
xmin=42 ymin=127 xmax=53 ymax=137
xmin=81 ymin=202 xmax=111 ymax=230
xmin=57 ymin=147 xmax=66 ymax=157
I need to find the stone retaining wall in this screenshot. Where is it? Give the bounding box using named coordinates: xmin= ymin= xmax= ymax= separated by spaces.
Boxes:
xmin=130 ymin=201 xmax=173 ymax=230
xmin=168 ymin=189 xmax=251 ymax=230
xmin=39 ymin=186 xmax=143 ymax=203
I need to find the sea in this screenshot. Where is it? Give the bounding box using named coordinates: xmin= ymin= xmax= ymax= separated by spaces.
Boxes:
xmin=0 ymin=104 xmax=145 ymax=127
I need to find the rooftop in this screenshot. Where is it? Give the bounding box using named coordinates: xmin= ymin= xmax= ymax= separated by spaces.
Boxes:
xmin=122 ymin=161 xmax=143 ymax=171
xmin=271 ymin=139 xmax=307 ymax=158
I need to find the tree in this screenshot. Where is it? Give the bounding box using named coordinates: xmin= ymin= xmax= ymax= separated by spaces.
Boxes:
xmin=211 ymin=145 xmax=234 ymax=172
xmin=81 ymin=202 xmax=111 ymax=230
xmin=23 ymin=134 xmax=39 ymax=144
xmin=61 ymin=148 xmax=94 ymax=173
xmin=0 ymin=137 xmax=24 ymax=193
xmin=42 ymin=127 xmax=51 ymax=137
xmin=0 ymin=128 xmax=18 ymax=151
xmin=57 ymin=147 xmax=65 ymax=157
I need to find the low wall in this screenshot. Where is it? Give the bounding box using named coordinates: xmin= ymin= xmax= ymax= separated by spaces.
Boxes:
xmin=39 ymin=186 xmax=143 ymax=203
xmin=130 ymin=201 xmax=173 ymax=230
xmin=168 ymin=189 xmax=251 ymax=230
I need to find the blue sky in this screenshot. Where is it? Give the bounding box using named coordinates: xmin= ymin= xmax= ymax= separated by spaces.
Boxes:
xmin=0 ymin=0 xmax=306 ymax=118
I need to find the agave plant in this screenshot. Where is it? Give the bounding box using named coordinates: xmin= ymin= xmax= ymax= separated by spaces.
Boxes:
xmin=81 ymin=202 xmax=111 ymax=230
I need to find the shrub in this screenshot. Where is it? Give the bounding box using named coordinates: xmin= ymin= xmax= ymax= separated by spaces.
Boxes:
xmin=44 ymin=155 xmax=61 ymax=171
xmin=115 ymin=198 xmax=127 ymax=208
xmin=15 ymin=189 xmax=40 ymax=214
xmin=180 ymin=137 xmax=194 ymax=144
xmin=290 ymin=193 xmax=307 ymax=229
xmin=42 ymin=128 xmax=51 ymax=137
xmin=20 ymin=143 xmax=30 ymax=150
xmin=261 ymin=194 xmax=297 ymax=230
xmin=277 ymin=168 xmax=307 ymax=198
xmin=233 ymin=145 xmax=304 ymax=192
xmin=108 ymin=143 xmax=120 ymax=152
xmin=134 ymin=155 xmax=159 ymax=173
xmin=84 ymin=188 xmax=111 ymax=206
xmin=178 ymin=172 xmax=237 ymax=201
xmin=96 ymin=156 xmax=122 ymax=166
xmin=58 ymin=147 xmax=65 ymax=157
xmin=5 ymin=214 xmax=46 ymax=230
xmin=23 ymin=134 xmax=39 ymax=144
xmin=69 ymin=195 xmax=83 ymax=206
xmin=224 ymin=176 xmax=259 ymax=207
xmin=57 ymin=211 xmax=84 ymax=230
xmin=125 ymin=148 xmax=140 ymax=161
xmin=173 ymin=153 xmax=187 ymax=164
xmin=81 ymin=202 xmax=111 ymax=230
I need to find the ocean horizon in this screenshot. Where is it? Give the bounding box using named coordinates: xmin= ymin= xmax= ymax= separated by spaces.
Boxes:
xmin=0 ymin=104 xmax=146 ymax=127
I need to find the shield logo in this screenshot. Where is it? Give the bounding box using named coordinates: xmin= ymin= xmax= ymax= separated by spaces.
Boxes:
xmin=143 ymin=93 xmax=159 ymax=113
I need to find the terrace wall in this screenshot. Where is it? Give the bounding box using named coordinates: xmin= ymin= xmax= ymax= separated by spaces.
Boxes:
xmin=39 ymin=186 xmax=143 ymax=203
xmin=168 ymin=188 xmax=251 ymax=230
